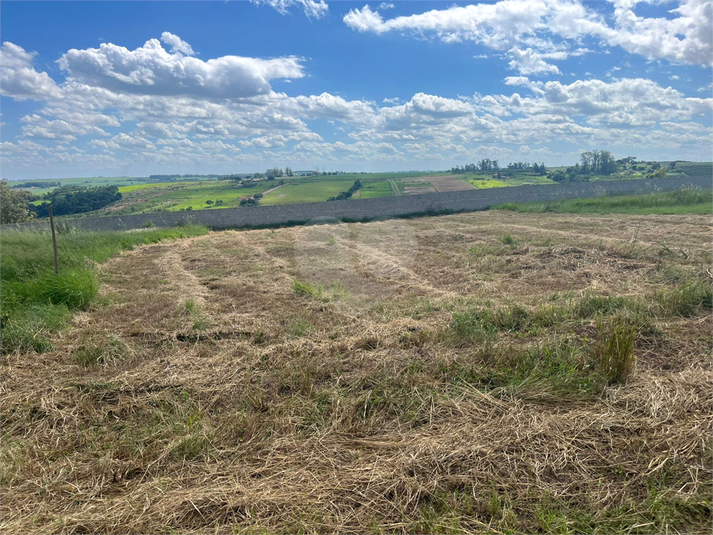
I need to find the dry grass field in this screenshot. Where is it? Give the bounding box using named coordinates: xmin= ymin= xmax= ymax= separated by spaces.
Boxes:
xmin=2 ymin=211 xmax=711 ymax=534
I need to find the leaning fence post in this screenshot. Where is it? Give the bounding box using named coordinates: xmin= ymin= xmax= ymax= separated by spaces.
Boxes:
xmin=49 ymin=206 xmax=59 ymax=275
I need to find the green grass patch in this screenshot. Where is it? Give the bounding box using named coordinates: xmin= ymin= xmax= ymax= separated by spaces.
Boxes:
xmin=292 ymin=279 xmax=324 ymax=300
xmin=184 ymin=299 xmax=211 ymax=330
xmin=118 ymin=181 xmax=178 ymax=193
xmin=448 ymin=303 xmax=564 ymax=345
xmin=354 ymin=180 xmax=393 ymax=199
xmin=444 ymin=279 xmax=711 ymax=397
xmin=289 ymin=318 xmax=314 ymax=338
xmin=466 ymin=174 xmax=554 ymax=189
xmin=441 ymin=337 xmax=603 ymax=401
xmin=1 ymin=225 xmax=208 ymax=354
xmin=469 ymin=178 xmax=510 ymax=189
xmin=261 ymin=179 xmax=362 ymax=205
xmin=493 ymin=188 xmax=712 ymax=215
xmin=656 ymin=280 xmax=712 ymax=317
xmin=73 ymin=336 xmax=129 ymax=367
xmin=498 ymin=233 xmax=518 ymax=246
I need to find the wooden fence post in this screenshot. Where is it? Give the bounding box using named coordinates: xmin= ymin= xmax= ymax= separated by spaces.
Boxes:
xmin=49 ymin=206 xmax=59 ymax=275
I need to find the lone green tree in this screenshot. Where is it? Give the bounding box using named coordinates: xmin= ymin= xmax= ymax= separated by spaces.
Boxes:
xmin=0 ymin=179 xmax=35 ymax=224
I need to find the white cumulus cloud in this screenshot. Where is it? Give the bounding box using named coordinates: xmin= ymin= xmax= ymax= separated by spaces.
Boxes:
xmin=250 ymin=0 xmax=328 ymax=19
xmin=508 ymin=48 xmax=561 ymax=75
xmin=58 ymin=36 xmax=305 ymax=99
xmin=160 ymin=32 xmax=195 ymax=56
xmin=479 ymin=77 xmax=713 ymax=125
xmin=0 ymin=42 xmax=62 ymax=101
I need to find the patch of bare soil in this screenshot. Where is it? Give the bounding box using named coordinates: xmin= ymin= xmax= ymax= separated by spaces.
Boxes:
xmin=425 ymin=175 xmax=474 ymax=192
xmin=2 ymin=212 xmax=711 ymax=534
xmin=399 ymin=176 xmax=437 ymax=195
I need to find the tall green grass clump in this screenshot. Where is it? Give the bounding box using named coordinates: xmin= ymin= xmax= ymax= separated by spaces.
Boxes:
xmin=1 ymin=225 xmax=208 ymax=354
xmin=292 ymin=279 xmax=324 ymax=299
xmin=595 ymin=316 xmax=637 ymax=384
xmin=656 ymin=281 xmax=712 ymax=317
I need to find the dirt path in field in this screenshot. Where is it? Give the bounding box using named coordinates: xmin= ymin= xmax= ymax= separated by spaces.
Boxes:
xmin=261 ymin=183 xmax=286 ymax=197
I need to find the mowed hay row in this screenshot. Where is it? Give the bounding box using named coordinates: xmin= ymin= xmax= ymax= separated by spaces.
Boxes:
xmin=1 ymin=211 xmax=712 ymax=534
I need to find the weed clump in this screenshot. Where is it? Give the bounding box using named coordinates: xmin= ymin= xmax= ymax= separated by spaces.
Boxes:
xmin=656 ymin=281 xmax=712 ymax=317
xmin=35 ymin=269 xmax=99 ymax=309
xmin=184 ymin=299 xmax=211 ymax=330
xmin=595 ymin=316 xmax=637 ymax=384
xmin=449 ymin=304 xmax=562 ymax=345
xmin=449 ymin=310 xmax=496 ymax=345
xmin=292 ymin=279 xmax=324 ymax=299
xmin=574 ymin=294 xmax=633 ymax=319
xmin=498 ymin=233 xmax=518 ymax=246
xmin=73 ymin=336 xmax=128 ymax=367
xmin=289 ymin=318 xmax=313 ymax=338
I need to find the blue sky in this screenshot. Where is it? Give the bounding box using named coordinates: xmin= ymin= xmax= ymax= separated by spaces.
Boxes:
xmin=1 ymin=0 xmax=711 ymax=179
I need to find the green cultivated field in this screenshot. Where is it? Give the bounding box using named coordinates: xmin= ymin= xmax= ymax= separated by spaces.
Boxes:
xmin=466 ymin=173 xmax=555 ymax=188
xmin=355 ymin=180 xmax=394 ymax=199
xmin=107 ymin=181 xmax=274 ymax=214
xmin=7 ymin=175 xmax=222 ymax=197
xmin=101 ymin=176 xmax=397 ymax=214
xmin=10 ymin=176 xmax=148 ymax=197
xmin=262 ymin=179 xmax=356 ymax=205
xmin=263 ymin=177 xmax=393 ymax=205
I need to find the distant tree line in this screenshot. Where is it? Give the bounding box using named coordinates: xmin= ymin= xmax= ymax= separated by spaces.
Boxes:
xmin=328 ymin=180 xmax=362 ymax=201
xmin=32 ymin=185 xmax=122 ymax=217
xmin=451 ymin=160 xmax=499 ymax=174
xmin=149 ymin=174 xmax=183 ymax=180
xmin=223 ymin=167 xmax=295 ymax=182
xmin=11 ymin=180 xmax=61 ymax=189
xmin=450 ymin=160 xmax=547 ymax=175
xmin=149 ymin=174 xmax=222 ymax=180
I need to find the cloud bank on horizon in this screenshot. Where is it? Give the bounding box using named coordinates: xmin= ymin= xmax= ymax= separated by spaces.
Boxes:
xmin=1 ymin=0 xmax=711 ymax=179
xmin=344 ymin=0 xmax=713 ymax=74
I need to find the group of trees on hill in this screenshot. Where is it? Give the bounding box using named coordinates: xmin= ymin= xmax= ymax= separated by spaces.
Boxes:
xmin=266 ymin=167 xmax=294 ymax=179
xmin=0 ymin=179 xmax=35 ymax=224
xmin=451 ymin=151 xmax=621 ymax=183
xmin=579 ymin=150 xmax=617 ymax=175
xmin=1 ymin=180 xmax=124 ymax=222
xmin=548 ymin=150 xmax=618 ymax=183
xmin=32 ymin=185 xmax=122 ymax=217
xmin=240 ymin=193 xmax=263 ymax=207
xmin=328 ymin=180 xmax=362 ymax=201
